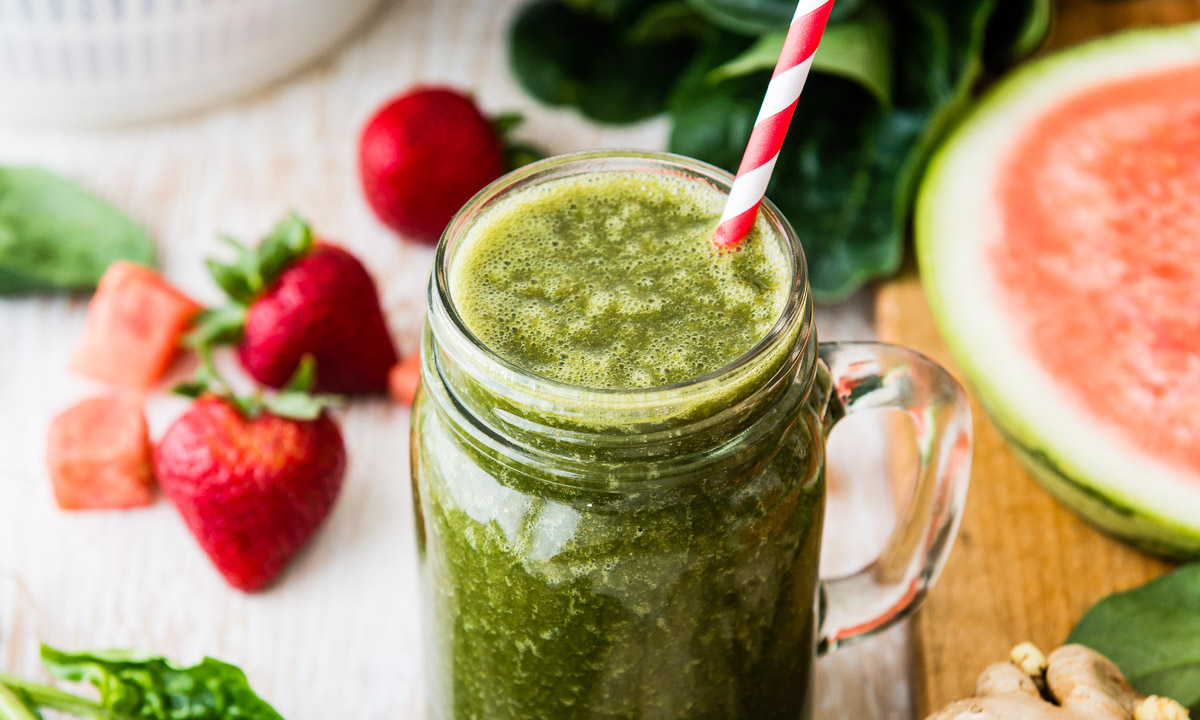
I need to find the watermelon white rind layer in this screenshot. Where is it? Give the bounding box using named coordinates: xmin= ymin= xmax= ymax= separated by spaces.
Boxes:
xmin=916 ymin=24 xmax=1200 ymax=559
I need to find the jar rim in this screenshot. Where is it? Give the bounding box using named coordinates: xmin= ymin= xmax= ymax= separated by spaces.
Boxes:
xmin=429 ymin=148 xmax=811 ymax=410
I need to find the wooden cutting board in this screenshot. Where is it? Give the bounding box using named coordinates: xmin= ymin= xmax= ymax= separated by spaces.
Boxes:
xmin=879 ymin=0 xmax=1199 ymax=715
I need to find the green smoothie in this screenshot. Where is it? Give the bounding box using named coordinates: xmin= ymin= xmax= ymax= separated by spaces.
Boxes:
xmin=450 ymin=172 xmax=790 ymax=389
xmin=414 ymin=167 xmax=826 ymax=720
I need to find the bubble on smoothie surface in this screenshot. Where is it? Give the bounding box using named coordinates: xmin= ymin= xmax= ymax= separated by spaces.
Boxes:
xmin=449 ymin=171 xmax=791 ymax=390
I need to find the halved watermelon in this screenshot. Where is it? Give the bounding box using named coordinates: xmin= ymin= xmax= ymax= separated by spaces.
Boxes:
xmin=917 ymin=24 xmax=1200 ymax=558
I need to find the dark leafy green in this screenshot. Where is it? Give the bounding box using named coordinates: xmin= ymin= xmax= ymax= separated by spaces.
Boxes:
xmin=807 ymin=2 xmax=893 ymax=105
xmin=1067 ymin=564 xmax=1200 ymax=713
xmin=672 ymin=0 xmax=999 ymax=299
xmin=685 ymin=0 xmax=796 ymax=34
xmin=667 ymin=32 xmax=764 ymax=173
xmin=0 ymin=168 xmax=155 ymax=295
xmin=40 ymin=647 xmax=285 ymax=720
xmin=559 ymin=0 xmax=657 ymax=23
xmin=625 ymin=1 xmax=714 ymax=43
xmin=509 ymin=0 xmax=1047 ymax=299
xmin=707 ymin=2 xmax=893 ymax=105
xmin=0 ymin=645 xmax=283 ymax=720
xmin=685 ymin=0 xmax=865 ymax=34
xmin=985 ymin=0 xmax=1052 ymax=68
xmin=510 ymin=0 xmax=702 ymax=123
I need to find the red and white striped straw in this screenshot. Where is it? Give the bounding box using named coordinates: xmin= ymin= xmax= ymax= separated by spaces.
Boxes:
xmin=713 ymin=0 xmax=836 ymax=250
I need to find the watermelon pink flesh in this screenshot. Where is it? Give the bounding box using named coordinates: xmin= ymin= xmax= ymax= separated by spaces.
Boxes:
xmin=71 ymin=262 xmax=202 ymax=389
xmin=389 ymin=354 xmax=421 ymax=407
xmin=993 ymin=65 xmax=1200 ymax=477
xmin=46 ymin=395 xmax=155 ymax=510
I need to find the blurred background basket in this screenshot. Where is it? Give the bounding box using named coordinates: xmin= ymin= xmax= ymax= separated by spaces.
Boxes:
xmin=0 ymin=0 xmax=386 ymax=127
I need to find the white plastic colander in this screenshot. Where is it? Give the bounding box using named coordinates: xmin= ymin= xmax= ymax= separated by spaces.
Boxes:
xmin=0 ymin=0 xmax=385 ymax=126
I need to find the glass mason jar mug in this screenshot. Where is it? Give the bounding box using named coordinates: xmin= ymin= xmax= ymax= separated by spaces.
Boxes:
xmin=411 ymin=151 xmax=972 ymax=720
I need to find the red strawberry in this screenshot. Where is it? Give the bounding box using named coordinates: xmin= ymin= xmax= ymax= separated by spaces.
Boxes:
xmin=192 ymin=214 xmax=398 ymax=394
xmin=359 ymin=87 xmax=507 ymax=244
xmin=238 ymin=243 xmax=398 ymax=392
xmin=156 ymin=360 xmax=346 ymax=592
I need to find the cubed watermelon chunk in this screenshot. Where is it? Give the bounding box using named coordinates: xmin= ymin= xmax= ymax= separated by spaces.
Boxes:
xmin=46 ymin=395 xmax=154 ymax=510
xmin=389 ymin=354 xmax=422 ymax=407
xmin=71 ymin=262 xmax=201 ymax=389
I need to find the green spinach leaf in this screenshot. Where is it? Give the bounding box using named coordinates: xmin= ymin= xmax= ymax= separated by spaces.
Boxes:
xmin=669 ymin=32 xmax=768 ymax=173
xmin=0 ymin=683 xmax=42 ymax=720
xmin=707 ymin=1 xmax=893 ymax=105
xmin=703 ymin=33 xmax=786 ymax=83
xmin=559 ymin=0 xmax=657 ymax=23
xmin=1067 ymin=565 xmax=1200 ymax=713
xmin=510 ymin=0 xmax=702 ymax=124
xmin=40 ymin=646 xmax=285 ymax=720
xmin=672 ymin=0 xmax=997 ymax=300
xmin=685 ymin=0 xmax=865 ymax=34
xmin=511 ymin=0 xmax=1044 ymax=299
xmin=625 ymin=1 xmax=714 ymax=43
xmin=985 ymin=0 xmax=1052 ymax=67
xmin=0 ymin=168 xmax=155 ymax=295
xmin=809 ymin=3 xmax=893 ymax=105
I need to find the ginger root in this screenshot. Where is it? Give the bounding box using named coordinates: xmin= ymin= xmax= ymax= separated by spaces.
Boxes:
xmin=925 ymin=644 xmax=1192 ymax=720
xmin=1136 ymin=698 xmax=1191 ymax=720
xmin=1011 ymin=641 xmax=1049 ymax=677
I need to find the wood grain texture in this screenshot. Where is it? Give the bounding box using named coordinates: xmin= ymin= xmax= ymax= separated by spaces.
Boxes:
xmin=880 ymin=269 xmax=1174 ymax=718
xmin=0 ymin=0 xmax=907 ymax=717
xmin=882 ymin=1 xmax=1199 ymax=715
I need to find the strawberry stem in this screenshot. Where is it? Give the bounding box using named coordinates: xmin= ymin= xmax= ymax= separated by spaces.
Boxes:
xmin=184 ymin=306 xmax=247 ymax=350
xmin=489 ymin=111 xmax=546 ymax=171
xmin=490 ymin=112 xmax=525 ymax=136
xmin=187 ymin=212 xmax=315 ymax=356
xmin=172 ymin=350 xmax=340 ymax=422
xmin=283 ymin=355 xmax=317 ymax=394
xmin=177 ymin=213 xmax=344 ymax=420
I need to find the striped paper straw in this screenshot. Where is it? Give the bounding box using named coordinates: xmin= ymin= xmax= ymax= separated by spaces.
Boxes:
xmin=713 ymin=0 xmax=836 ymax=250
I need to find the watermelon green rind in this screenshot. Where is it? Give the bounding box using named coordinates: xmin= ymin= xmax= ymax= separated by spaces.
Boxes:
xmin=917 ymin=23 xmax=1200 ymax=559
xmin=1004 ymin=427 xmax=1200 ymax=559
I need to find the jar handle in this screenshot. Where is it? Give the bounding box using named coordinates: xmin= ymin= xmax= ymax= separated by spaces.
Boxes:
xmin=815 ymin=342 xmax=973 ymax=655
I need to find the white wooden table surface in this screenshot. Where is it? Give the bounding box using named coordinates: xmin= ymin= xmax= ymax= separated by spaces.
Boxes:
xmin=0 ymin=1 xmax=909 ymax=717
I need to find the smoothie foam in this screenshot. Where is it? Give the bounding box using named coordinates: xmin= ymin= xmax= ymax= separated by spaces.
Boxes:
xmin=449 ymin=171 xmax=791 ymax=390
